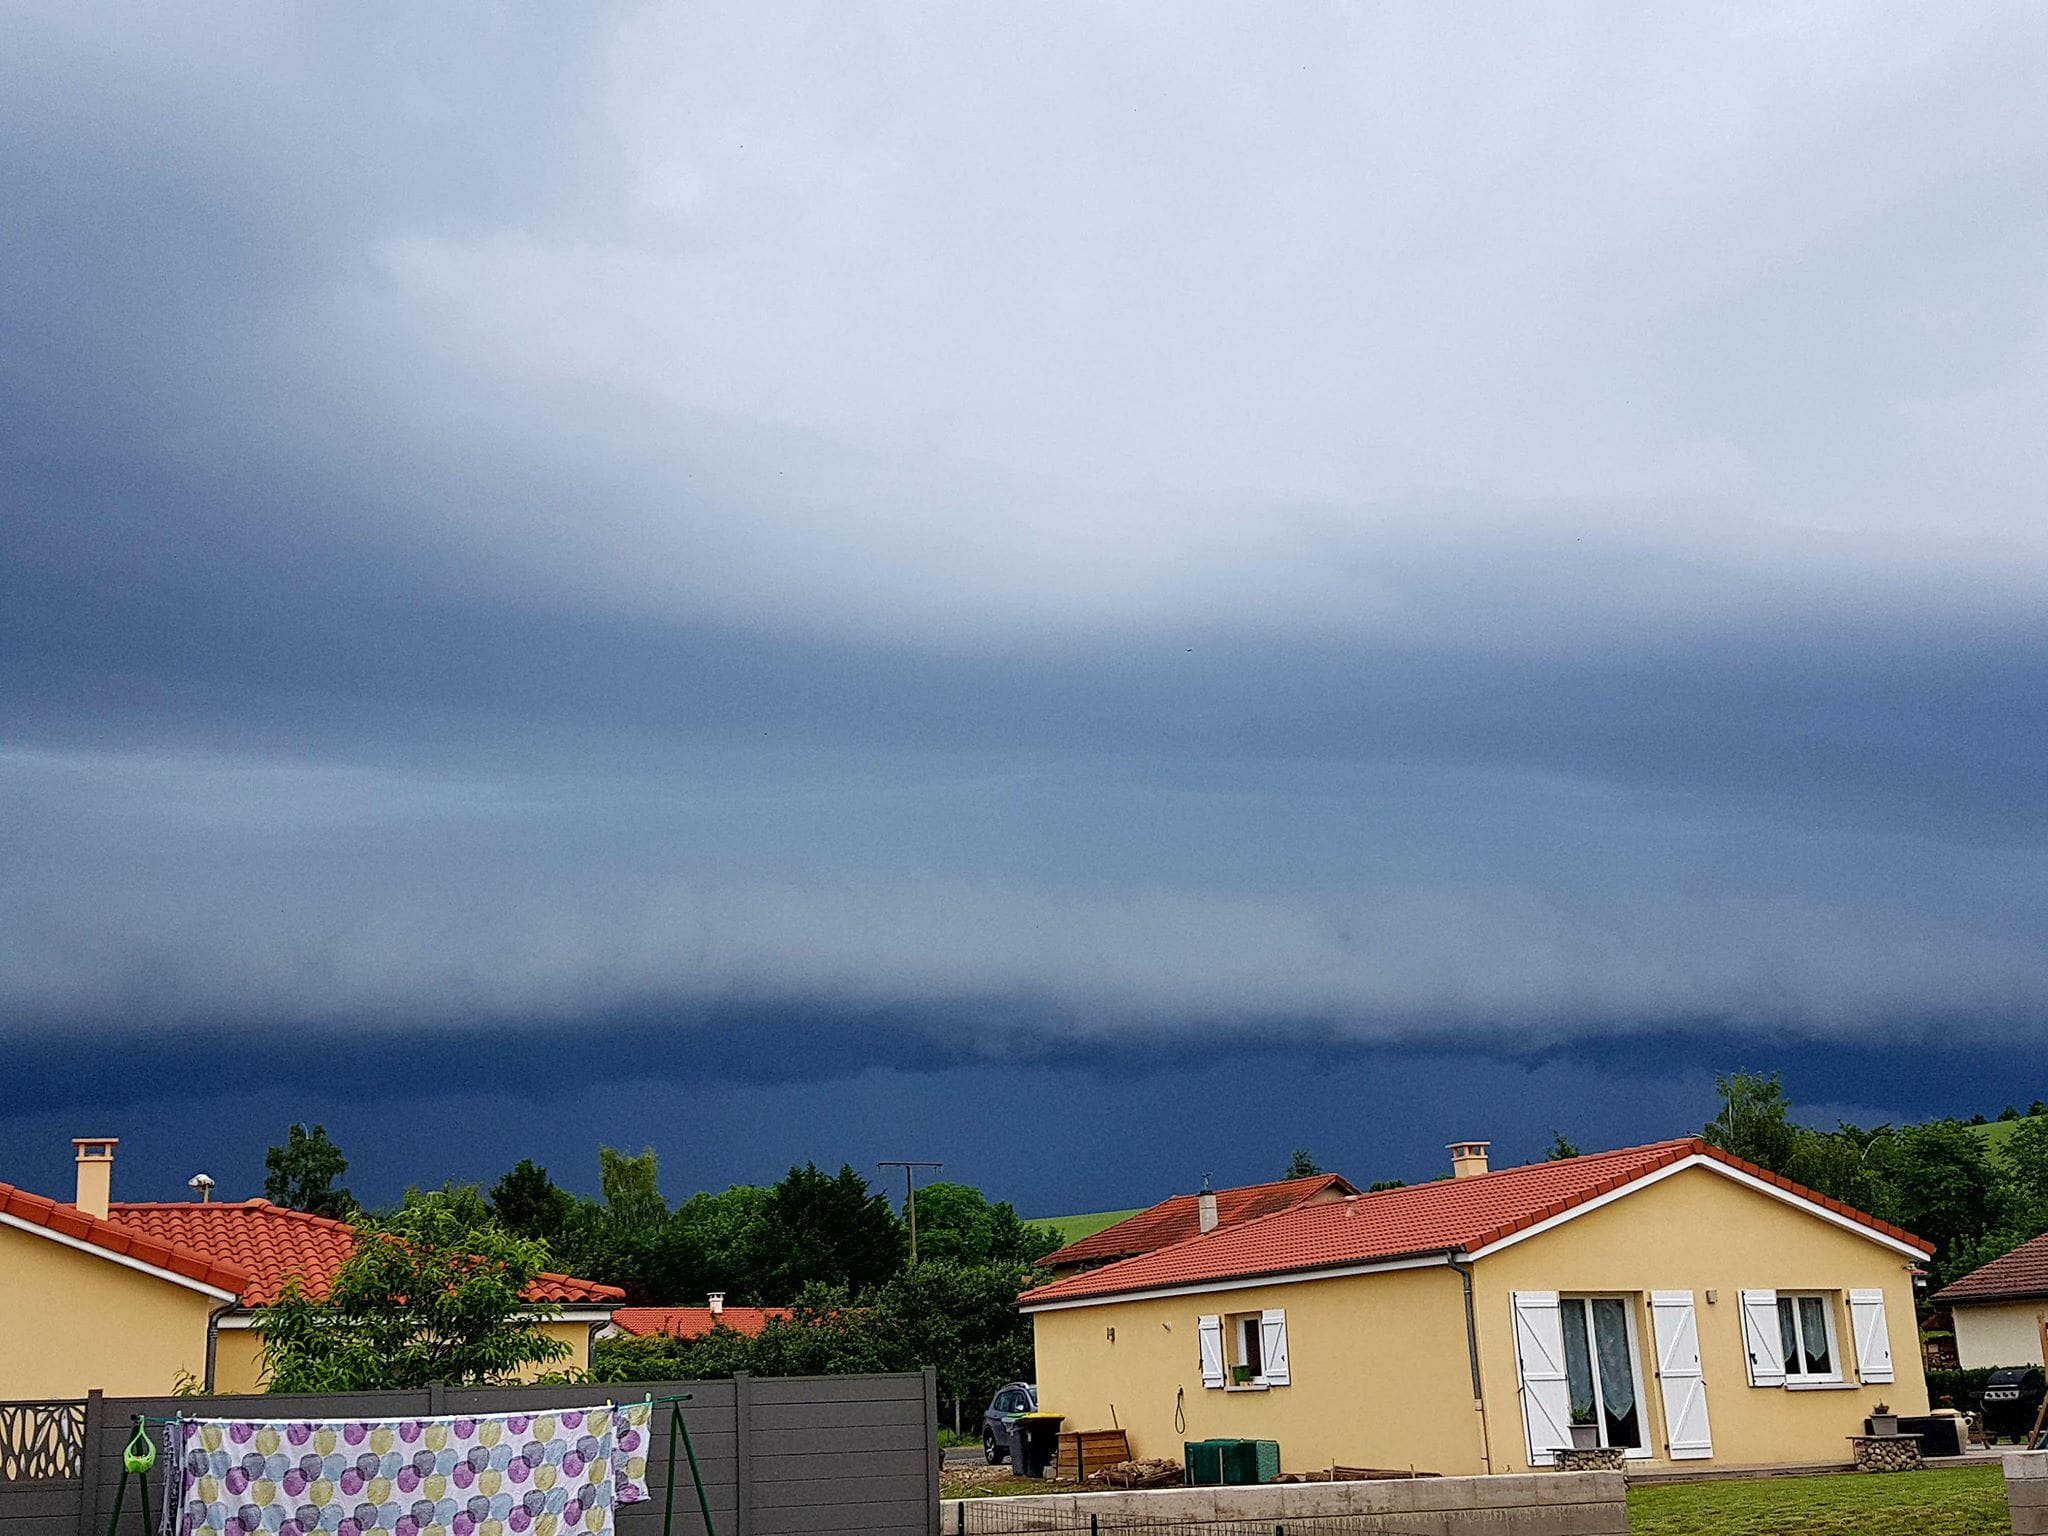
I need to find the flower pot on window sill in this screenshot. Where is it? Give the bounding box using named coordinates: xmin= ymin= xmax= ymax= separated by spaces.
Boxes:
xmin=1230 ymin=1365 xmax=1258 ymax=1386
xmin=1568 ymin=1423 xmax=1602 ymax=1451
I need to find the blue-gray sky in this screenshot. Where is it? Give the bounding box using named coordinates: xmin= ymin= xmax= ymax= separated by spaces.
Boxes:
xmin=4 ymin=3 xmax=2047 ymax=1212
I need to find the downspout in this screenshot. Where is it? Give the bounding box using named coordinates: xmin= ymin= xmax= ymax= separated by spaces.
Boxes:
xmin=1450 ymin=1255 xmax=1493 ymax=1475
xmin=204 ymin=1305 xmax=237 ymax=1393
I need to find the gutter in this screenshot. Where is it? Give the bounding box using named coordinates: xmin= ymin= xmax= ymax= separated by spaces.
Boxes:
xmin=204 ymin=1304 xmax=240 ymax=1392
xmin=1449 ymin=1255 xmax=1492 ymax=1475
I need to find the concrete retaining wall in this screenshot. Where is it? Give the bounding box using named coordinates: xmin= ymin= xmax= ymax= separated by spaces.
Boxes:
xmin=945 ymin=1471 xmax=1628 ymax=1533
xmin=2008 ymin=1452 xmax=2048 ymax=1535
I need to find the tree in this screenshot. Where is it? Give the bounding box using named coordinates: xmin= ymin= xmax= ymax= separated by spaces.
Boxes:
xmin=1892 ymin=1121 xmax=2010 ymax=1282
xmin=1545 ymin=1133 xmax=1582 ymax=1162
xmin=904 ymin=1183 xmax=1061 ymax=1270
xmin=1283 ymin=1149 xmax=1324 ymax=1179
xmin=263 ymin=1124 xmax=355 ymax=1219
xmin=745 ymin=1163 xmax=906 ymax=1299
xmin=488 ymin=1159 xmax=574 ymax=1242
xmin=1702 ymin=1072 xmax=1800 ymax=1173
xmin=1367 ymin=1179 xmax=1406 ymax=1192
xmin=256 ymin=1195 xmax=567 ymax=1391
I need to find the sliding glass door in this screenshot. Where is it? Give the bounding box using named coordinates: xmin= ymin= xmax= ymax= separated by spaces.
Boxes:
xmin=1558 ymin=1296 xmax=1648 ymax=1453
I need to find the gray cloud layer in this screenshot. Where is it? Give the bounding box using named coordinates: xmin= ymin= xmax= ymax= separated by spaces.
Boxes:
xmin=4 ymin=3 xmax=2047 ymax=1052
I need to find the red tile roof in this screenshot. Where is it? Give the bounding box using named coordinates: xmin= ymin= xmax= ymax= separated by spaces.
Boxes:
xmin=110 ymin=1200 xmax=624 ymax=1307
xmin=609 ymin=1306 xmax=791 ymax=1339
xmin=0 ymin=1181 xmax=250 ymax=1295
xmin=1042 ymin=1174 xmax=1360 ymax=1269
xmin=1933 ymin=1231 xmax=2048 ymax=1305
xmin=1020 ymin=1138 xmax=1930 ymax=1307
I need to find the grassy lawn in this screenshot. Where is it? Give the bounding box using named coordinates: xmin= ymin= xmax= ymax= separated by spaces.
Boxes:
xmin=1030 ymin=1207 xmax=1141 ymax=1244
xmin=1629 ymin=1467 xmax=2008 ymax=1536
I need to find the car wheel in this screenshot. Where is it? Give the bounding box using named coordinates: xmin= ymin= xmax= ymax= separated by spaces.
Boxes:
xmin=984 ymin=1430 xmax=1003 ymax=1464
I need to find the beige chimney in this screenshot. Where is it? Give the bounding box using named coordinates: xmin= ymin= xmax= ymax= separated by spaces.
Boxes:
xmin=708 ymin=1292 xmax=725 ymax=1317
xmin=73 ymin=1137 xmax=118 ymax=1218
xmin=1448 ymin=1140 xmax=1491 ymax=1180
xmin=1197 ymin=1175 xmax=1219 ymax=1235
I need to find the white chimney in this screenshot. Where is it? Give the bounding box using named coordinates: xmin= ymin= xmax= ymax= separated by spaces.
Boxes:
xmin=1197 ymin=1175 xmax=1219 ymax=1235
xmin=708 ymin=1292 xmax=725 ymax=1317
xmin=1448 ymin=1141 xmax=1492 ymax=1180
xmin=73 ymin=1137 xmax=118 ymax=1219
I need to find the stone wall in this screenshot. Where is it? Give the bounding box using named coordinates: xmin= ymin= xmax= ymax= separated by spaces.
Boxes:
xmin=945 ymin=1471 xmax=1628 ymax=1534
xmin=2008 ymin=1452 xmax=2048 ymax=1535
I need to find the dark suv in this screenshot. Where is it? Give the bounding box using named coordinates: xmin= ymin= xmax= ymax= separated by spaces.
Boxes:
xmin=981 ymin=1382 xmax=1039 ymax=1463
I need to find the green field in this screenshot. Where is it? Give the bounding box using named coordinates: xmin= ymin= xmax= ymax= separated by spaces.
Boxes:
xmin=1031 ymin=1207 xmax=1142 ymax=1244
xmin=1629 ymin=1467 xmax=2007 ymax=1536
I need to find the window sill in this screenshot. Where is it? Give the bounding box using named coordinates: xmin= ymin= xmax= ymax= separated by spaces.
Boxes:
xmin=1224 ymin=1382 xmax=1270 ymax=1393
xmin=1785 ymin=1379 xmax=1855 ymax=1392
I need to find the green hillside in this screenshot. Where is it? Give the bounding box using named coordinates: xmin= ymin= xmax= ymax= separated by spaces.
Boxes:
xmin=1031 ymin=1207 xmax=1142 ymax=1245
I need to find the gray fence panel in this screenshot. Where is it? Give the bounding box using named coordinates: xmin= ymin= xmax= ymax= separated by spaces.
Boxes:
xmin=2 ymin=1374 xmax=934 ymax=1536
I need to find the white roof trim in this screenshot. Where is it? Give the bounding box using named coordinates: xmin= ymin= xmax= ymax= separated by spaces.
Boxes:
xmin=0 ymin=1209 xmax=242 ymax=1302
xmin=218 ymin=1304 xmax=618 ymax=1329
xmin=1020 ymin=1251 xmax=1455 ymax=1313
xmin=1463 ymin=1154 xmax=1929 ymax=1263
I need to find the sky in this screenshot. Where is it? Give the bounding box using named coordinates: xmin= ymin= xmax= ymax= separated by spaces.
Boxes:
xmin=4 ymin=3 xmax=2047 ymax=1216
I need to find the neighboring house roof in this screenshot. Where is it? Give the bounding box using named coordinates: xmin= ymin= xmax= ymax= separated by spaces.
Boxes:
xmin=1041 ymin=1174 xmax=1360 ymax=1270
xmin=1933 ymin=1231 xmax=2048 ymax=1306
xmin=1019 ymin=1138 xmax=1931 ymax=1309
xmin=0 ymin=1180 xmax=250 ymax=1298
xmin=110 ymin=1200 xmax=624 ymax=1308
xmin=609 ymin=1306 xmax=791 ymax=1339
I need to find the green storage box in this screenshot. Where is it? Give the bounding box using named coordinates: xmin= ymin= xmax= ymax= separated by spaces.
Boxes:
xmin=1216 ymin=1440 xmax=1261 ymax=1484
xmin=1251 ymin=1440 xmax=1281 ymax=1483
xmin=1183 ymin=1439 xmax=1225 ymax=1486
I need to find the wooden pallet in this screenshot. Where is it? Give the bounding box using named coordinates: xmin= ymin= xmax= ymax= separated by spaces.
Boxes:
xmin=1055 ymin=1428 xmax=1133 ymax=1482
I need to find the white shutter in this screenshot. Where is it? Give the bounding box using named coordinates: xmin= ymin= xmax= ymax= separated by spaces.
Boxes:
xmin=1650 ymin=1291 xmax=1713 ymax=1460
xmin=1849 ymin=1290 xmax=1895 ymax=1384
xmin=1259 ymin=1309 xmax=1291 ymax=1386
xmin=1512 ymin=1291 xmax=1572 ymax=1465
xmin=1740 ymin=1290 xmax=1784 ymax=1387
xmin=1198 ymin=1314 xmax=1225 ymax=1388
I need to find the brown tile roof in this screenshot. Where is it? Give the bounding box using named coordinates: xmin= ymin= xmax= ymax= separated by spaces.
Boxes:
xmin=0 ymin=1180 xmax=250 ymax=1295
xmin=1020 ymin=1138 xmax=1931 ymax=1307
xmin=609 ymin=1306 xmax=791 ymax=1339
xmin=1042 ymin=1174 xmax=1359 ymax=1269
xmin=111 ymin=1200 xmax=624 ymax=1307
xmin=1933 ymin=1231 xmax=2048 ymax=1306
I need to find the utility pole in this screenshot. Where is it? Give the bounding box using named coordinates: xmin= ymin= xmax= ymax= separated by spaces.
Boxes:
xmin=879 ymin=1160 xmax=943 ymax=1265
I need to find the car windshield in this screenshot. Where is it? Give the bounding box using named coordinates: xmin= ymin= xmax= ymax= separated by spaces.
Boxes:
xmin=1024 ymin=1385 xmax=1038 ymax=1409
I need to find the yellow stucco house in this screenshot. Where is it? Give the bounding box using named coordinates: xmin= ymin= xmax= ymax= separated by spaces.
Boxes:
xmin=1932 ymin=1232 xmax=2048 ymax=1369
xmin=1022 ymin=1137 xmax=1932 ymax=1475
xmin=0 ymin=1139 xmax=621 ymax=1399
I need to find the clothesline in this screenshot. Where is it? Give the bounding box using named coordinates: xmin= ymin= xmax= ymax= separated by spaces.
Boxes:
xmin=128 ymin=1391 xmax=695 ymax=1426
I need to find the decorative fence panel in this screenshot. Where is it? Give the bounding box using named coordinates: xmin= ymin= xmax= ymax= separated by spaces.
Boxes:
xmin=0 ymin=1372 xmax=937 ymax=1536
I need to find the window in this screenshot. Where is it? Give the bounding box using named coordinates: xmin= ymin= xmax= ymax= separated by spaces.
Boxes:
xmin=1557 ymin=1296 xmax=1648 ymax=1453
xmin=1235 ymin=1314 xmax=1264 ymax=1381
xmin=1777 ymin=1293 xmax=1839 ymax=1382
xmin=1201 ymin=1309 xmax=1290 ymax=1389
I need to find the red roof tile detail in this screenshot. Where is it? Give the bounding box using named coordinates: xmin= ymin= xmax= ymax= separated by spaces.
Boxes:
xmin=0 ymin=1181 xmax=250 ymax=1294
xmin=1933 ymin=1231 xmax=2048 ymax=1305
xmin=1042 ymin=1174 xmax=1360 ymax=1269
xmin=609 ymin=1306 xmax=791 ymax=1339
xmin=110 ymin=1200 xmax=624 ymax=1307
xmin=1019 ymin=1139 xmax=1930 ymax=1307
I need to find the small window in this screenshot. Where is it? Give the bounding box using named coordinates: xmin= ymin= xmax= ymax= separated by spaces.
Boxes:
xmin=1225 ymin=1311 xmax=1265 ymax=1386
xmin=1777 ymin=1293 xmax=1840 ymax=1382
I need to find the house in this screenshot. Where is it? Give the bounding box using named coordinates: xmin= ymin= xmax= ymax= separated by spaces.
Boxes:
xmin=600 ymin=1296 xmax=793 ymax=1341
xmin=0 ymin=1138 xmax=622 ymax=1399
xmin=1040 ymin=1173 xmax=1360 ymax=1278
xmin=1022 ymin=1137 xmax=1931 ymax=1474
xmin=1932 ymin=1234 xmax=2048 ymax=1368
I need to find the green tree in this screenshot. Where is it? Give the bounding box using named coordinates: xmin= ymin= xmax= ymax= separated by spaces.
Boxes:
xmin=488 ymin=1159 xmax=574 ymax=1242
xmin=256 ymin=1196 xmax=566 ymax=1390
xmin=906 ymin=1183 xmax=1061 ymax=1270
xmin=1545 ymin=1133 xmax=1582 ymax=1162
xmin=1703 ymin=1072 xmax=1800 ymax=1173
xmin=263 ymin=1124 xmax=355 ymax=1219
xmin=1893 ymin=1121 xmax=2010 ymax=1282
xmin=1283 ymin=1149 xmax=1324 ymax=1179
xmin=745 ymin=1163 xmax=906 ymax=1299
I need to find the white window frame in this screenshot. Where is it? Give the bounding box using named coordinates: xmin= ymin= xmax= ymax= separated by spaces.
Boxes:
xmin=1776 ymin=1292 xmax=1844 ymax=1385
xmin=1224 ymin=1309 xmax=1269 ymax=1389
xmin=1557 ymin=1293 xmax=1655 ymax=1461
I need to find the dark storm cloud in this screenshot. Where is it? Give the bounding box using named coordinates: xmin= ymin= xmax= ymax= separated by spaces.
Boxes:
xmin=5 ymin=0 xmax=2048 ymax=1126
